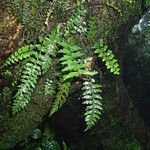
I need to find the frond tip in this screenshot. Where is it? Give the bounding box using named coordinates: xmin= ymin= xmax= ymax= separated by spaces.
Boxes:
xmin=59 ymin=40 xmax=95 ymax=81
xmin=49 ymin=81 xmax=71 ymax=116
xmin=12 ymin=58 xmax=41 ymax=114
xmin=2 ymin=44 xmax=34 ymax=68
xmin=82 ymin=76 xmax=103 ymax=131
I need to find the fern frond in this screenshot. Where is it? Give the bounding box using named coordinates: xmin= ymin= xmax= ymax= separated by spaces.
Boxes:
xmin=2 ymin=45 xmax=34 ymax=68
xmin=59 ymin=40 xmax=95 ymax=81
xmin=42 ymin=56 xmax=52 ymax=74
xmin=44 ymin=79 xmax=55 ymax=96
xmin=12 ymin=48 xmax=55 ymax=114
xmin=64 ymin=5 xmax=87 ymax=36
xmin=86 ymin=16 xmax=97 ymax=41
xmin=49 ymin=81 xmax=71 ymax=116
xmin=93 ymin=39 xmax=120 ymax=75
xmin=82 ymin=76 xmax=103 ymax=131
xmin=12 ymin=55 xmax=42 ymax=114
xmin=9 ymin=27 xmax=59 ymax=114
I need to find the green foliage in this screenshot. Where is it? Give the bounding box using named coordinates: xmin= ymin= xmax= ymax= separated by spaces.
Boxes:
xmin=32 ymin=129 xmax=42 ymax=139
xmin=12 ymin=56 xmax=42 ymax=114
xmin=10 ymin=0 xmax=47 ymax=24
xmin=1 ymin=3 xmax=120 ymax=130
xmin=76 ymin=0 xmax=86 ymax=6
xmin=4 ymin=29 xmax=59 ymax=114
xmin=49 ymin=80 xmax=71 ymax=116
xmin=86 ymin=16 xmax=97 ymax=42
xmin=44 ymin=79 xmax=55 ymax=96
xmin=41 ymin=127 xmax=71 ymax=150
xmin=3 ymin=70 xmax=12 ymax=77
xmin=106 ymin=2 xmax=122 ymax=16
xmin=48 ymin=5 xmax=96 ymax=120
xmin=59 ymin=40 xmax=96 ymax=81
xmin=16 ymin=127 xmax=70 ymax=150
xmin=93 ymin=39 xmax=120 ymax=75
xmin=41 ymin=140 xmax=61 ymax=150
xmin=82 ymin=76 xmax=103 ymax=131
xmin=146 ymin=0 xmax=150 ymax=6
xmin=64 ymin=5 xmax=87 ymax=36
xmin=1 ymin=45 xmax=34 ymax=68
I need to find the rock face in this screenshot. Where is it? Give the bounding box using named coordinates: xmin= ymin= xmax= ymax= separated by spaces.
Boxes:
xmin=0 ymin=0 xmax=150 ymax=149
xmin=123 ymin=14 xmax=150 ymax=127
xmin=0 ymin=2 xmax=23 ymax=65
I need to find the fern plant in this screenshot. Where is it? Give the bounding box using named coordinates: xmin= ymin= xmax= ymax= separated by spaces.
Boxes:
xmin=12 ymin=56 xmax=42 ymax=114
xmin=50 ymin=40 xmax=96 ymax=116
xmin=82 ymin=76 xmax=103 ymax=131
xmin=48 ymin=5 xmax=93 ymax=118
xmin=59 ymin=39 xmax=96 ymax=81
xmin=49 ymin=80 xmax=71 ymax=116
xmin=3 ymin=28 xmax=59 ymax=114
xmin=1 ymin=44 xmax=34 ymax=69
xmin=1 ymin=2 xmax=120 ymax=131
xmin=64 ymin=5 xmax=87 ymax=36
xmin=93 ymin=39 xmax=120 ymax=75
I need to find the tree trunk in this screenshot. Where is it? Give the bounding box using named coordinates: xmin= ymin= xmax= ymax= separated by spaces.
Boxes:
xmin=0 ymin=0 xmax=149 ymax=149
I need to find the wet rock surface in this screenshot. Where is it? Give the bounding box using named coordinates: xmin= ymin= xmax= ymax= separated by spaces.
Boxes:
xmin=123 ymin=12 xmax=150 ymax=127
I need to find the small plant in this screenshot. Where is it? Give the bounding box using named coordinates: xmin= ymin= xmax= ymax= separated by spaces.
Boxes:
xmin=1 ymin=3 xmax=120 ymax=130
xmin=2 ymin=28 xmax=59 ymax=114
xmin=49 ymin=80 xmax=71 ymax=116
xmin=17 ymin=127 xmax=70 ymax=150
xmin=93 ymin=39 xmax=120 ymax=75
xmin=82 ymin=76 xmax=103 ymax=131
xmin=59 ymin=39 xmax=96 ymax=81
